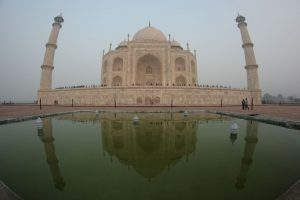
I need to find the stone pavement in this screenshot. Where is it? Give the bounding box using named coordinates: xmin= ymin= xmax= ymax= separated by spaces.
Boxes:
xmin=0 ymin=181 xmax=23 ymax=200
xmin=277 ymin=179 xmax=300 ymax=200
xmin=0 ymin=104 xmax=299 ymax=122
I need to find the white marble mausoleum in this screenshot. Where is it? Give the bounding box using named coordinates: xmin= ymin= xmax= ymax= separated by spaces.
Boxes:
xmin=38 ymin=15 xmax=261 ymax=106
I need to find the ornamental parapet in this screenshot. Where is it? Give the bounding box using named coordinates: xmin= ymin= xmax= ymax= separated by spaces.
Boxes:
xmin=52 ymin=22 xmax=62 ymax=28
xmin=245 ymin=64 xmax=258 ymax=70
xmin=242 ymin=42 xmax=253 ymax=48
xmin=237 ymin=22 xmax=247 ymax=28
xmin=45 ymin=43 xmax=57 ymax=48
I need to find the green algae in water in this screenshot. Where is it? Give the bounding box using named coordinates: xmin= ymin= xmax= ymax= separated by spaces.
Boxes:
xmin=0 ymin=112 xmax=300 ymax=200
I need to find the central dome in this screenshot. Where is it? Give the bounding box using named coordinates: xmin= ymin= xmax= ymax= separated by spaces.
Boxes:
xmin=132 ymin=26 xmax=167 ymax=42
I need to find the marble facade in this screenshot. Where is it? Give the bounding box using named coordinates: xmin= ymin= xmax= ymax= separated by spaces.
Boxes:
xmin=38 ymin=15 xmax=261 ymax=106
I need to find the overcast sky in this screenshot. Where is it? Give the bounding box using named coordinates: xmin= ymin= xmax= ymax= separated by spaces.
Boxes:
xmin=0 ymin=0 xmax=299 ymax=102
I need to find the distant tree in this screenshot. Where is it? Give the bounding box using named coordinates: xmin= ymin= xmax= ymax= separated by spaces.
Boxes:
xmin=277 ymin=94 xmax=284 ymax=103
xmin=262 ymin=93 xmax=273 ymax=103
xmin=263 ymin=93 xmax=299 ymax=104
xmin=288 ymin=96 xmax=294 ymax=101
xmin=277 ymin=94 xmax=284 ymax=100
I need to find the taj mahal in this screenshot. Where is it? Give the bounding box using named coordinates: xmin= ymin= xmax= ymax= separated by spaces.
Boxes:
xmin=38 ymin=14 xmax=261 ymax=106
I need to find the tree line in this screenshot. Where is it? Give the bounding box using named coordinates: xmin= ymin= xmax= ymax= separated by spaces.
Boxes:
xmin=262 ymin=93 xmax=300 ymax=104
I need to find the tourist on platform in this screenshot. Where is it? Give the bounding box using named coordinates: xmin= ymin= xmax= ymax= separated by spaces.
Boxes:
xmin=245 ymin=98 xmax=249 ymax=110
xmin=242 ymin=99 xmax=245 ymax=110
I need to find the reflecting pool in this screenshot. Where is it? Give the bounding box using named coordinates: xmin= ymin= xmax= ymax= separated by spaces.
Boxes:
xmin=0 ymin=112 xmax=300 ymax=200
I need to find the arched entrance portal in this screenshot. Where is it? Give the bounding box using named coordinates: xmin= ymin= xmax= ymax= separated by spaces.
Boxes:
xmin=136 ymin=54 xmax=162 ymax=86
xmin=176 ymin=75 xmax=186 ymax=86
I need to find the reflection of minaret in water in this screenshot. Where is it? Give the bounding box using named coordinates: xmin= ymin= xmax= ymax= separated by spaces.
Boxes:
xmin=39 ymin=118 xmax=65 ymax=190
xmin=235 ymin=120 xmax=259 ymax=190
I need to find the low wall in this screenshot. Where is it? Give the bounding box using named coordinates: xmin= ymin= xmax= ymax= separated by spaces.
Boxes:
xmin=38 ymin=87 xmax=261 ymax=106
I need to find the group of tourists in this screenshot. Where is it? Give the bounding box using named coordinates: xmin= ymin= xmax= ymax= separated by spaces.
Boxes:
xmin=242 ymin=98 xmax=249 ymax=110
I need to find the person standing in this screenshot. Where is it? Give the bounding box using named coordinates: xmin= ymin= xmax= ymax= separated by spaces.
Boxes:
xmin=245 ymin=98 xmax=249 ymax=110
xmin=242 ymin=99 xmax=245 ymax=110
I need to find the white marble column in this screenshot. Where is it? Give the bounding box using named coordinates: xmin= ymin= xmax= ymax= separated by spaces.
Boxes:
xmin=40 ymin=14 xmax=64 ymax=90
xmin=236 ymin=15 xmax=260 ymax=91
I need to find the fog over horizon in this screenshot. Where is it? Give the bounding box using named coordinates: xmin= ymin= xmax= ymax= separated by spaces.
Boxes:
xmin=0 ymin=0 xmax=299 ymax=102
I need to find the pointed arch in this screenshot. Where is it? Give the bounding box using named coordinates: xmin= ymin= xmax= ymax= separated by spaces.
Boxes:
xmin=102 ymin=77 xmax=107 ymax=84
xmin=112 ymin=76 xmax=122 ymax=86
xmin=175 ymin=75 xmax=186 ymax=86
xmin=113 ymin=57 xmax=123 ymax=71
xmin=154 ymin=96 xmax=160 ymax=104
xmin=137 ymin=97 xmax=143 ymax=104
xmin=103 ymin=60 xmax=108 ymax=73
xmin=136 ymin=54 xmax=162 ymax=85
xmin=175 ymin=57 xmax=186 ymax=71
xmin=191 ymin=60 xmax=196 ymax=74
xmin=192 ymin=78 xmax=196 ymax=85
xmin=146 ymin=65 xmax=152 ymax=74
xmin=145 ymin=96 xmax=152 ymax=105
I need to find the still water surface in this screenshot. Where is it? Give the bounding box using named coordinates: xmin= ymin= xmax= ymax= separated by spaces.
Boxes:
xmin=0 ymin=112 xmax=300 ymax=200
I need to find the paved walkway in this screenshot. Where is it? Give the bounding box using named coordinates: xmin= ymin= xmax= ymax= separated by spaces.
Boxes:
xmin=1 ymin=104 xmax=300 ymax=122
xmin=0 ymin=181 xmax=22 ymax=200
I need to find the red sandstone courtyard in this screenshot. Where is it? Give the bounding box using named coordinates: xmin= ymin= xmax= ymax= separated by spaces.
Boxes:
xmin=0 ymin=104 xmax=299 ymax=122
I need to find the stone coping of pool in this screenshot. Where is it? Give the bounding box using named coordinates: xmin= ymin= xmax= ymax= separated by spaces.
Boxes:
xmin=277 ymin=178 xmax=300 ymax=200
xmin=0 ymin=109 xmax=207 ymax=125
xmin=209 ymin=111 xmax=300 ymax=130
xmin=0 ymin=181 xmax=23 ymax=200
xmin=0 ymin=109 xmax=299 ymax=130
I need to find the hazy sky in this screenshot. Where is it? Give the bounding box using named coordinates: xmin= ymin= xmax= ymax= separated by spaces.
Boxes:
xmin=0 ymin=0 xmax=299 ymax=102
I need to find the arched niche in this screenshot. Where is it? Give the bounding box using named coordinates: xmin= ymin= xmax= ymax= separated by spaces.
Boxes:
xmin=191 ymin=60 xmax=196 ymax=74
xmin=145 ymin=96 xmax=152 ymax=105
xmin=192 ymin=78 xmax=196 ymax=85
xmin=154 ymin=97 xmax=160 ymax=104
xmin=175 ymin=75 xmax=186 ymax=86
xmin=103 ymin=60 xmax=108 ymax=73
xmin=102 ymin=77 xmax=107 ymax=84
xmin=113 ymin=57 xmax=123 ymax=71
xmin=175 ymin=57 xmax=186 ymax=71
xmin=136 ymin=54 xmax=162 ymax=85
xmin=112 ymin=76 xmax=122 ymax=86
xmin=137 ymin=97 xmax=143 ymax=104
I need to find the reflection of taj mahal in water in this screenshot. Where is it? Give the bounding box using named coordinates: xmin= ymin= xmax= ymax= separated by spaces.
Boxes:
xmin=37 ymin=113 xmax=259 ymax=189
xmin=101 ymin=114 xmax=198 ymax=180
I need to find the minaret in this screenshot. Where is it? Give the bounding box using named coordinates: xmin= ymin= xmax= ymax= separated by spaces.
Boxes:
xmin=39 ymin=14 xmax=64 ymax=90
xmin=236 ymin=15 xmax=260 ymax=91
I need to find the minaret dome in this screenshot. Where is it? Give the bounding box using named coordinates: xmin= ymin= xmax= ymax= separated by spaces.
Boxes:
xmin=54 ymin=14 xmax=64 ymax=23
